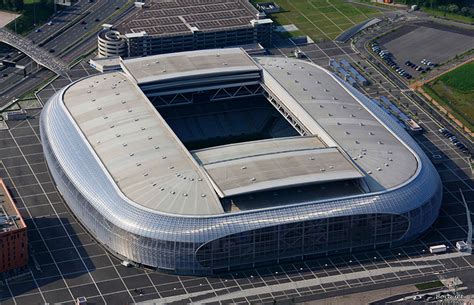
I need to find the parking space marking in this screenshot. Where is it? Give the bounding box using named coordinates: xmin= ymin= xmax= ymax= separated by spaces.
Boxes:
xmin=5 ymin=124 xmax=107 ymax=304
xmin=1 ymin=37 xmax=473 ymax=303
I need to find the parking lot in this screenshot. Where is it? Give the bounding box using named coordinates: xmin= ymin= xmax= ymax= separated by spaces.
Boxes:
xmin=0 ymin=49 xmax=474 ymax=304
xmin=377 ymin=22 xmax=474 ymax=77
xmin=270 ymin=34 xmax=357 ymax=68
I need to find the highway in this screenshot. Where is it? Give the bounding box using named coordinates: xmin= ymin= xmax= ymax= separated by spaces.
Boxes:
xmin=0 ymin=0 xmax=131 ymax=107
xmin=0 ymin=28 xmax=69 ymax=74
xmin=0 ymin=0 xmax=95 ymax=83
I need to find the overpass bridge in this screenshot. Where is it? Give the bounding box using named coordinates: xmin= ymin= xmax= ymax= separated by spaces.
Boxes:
xmin=0 ymin=28 xmax=69 ymax=75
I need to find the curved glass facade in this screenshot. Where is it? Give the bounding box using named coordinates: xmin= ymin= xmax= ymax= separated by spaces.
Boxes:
xmin=196 ymin=213 xmax=410 ymax=271
xmin=40 ymin=73 xmax=442 ymax=275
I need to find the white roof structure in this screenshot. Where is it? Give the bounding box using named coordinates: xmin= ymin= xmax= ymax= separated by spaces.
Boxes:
xmin=121 ymin=48 xmax=260 ymax=85
xmin=193 ymin=137 xmax=364 ymax=197
xmin=63 ymin=72 xmax=224 ymax=215
xmin=60 ymin=48 xmax=418 ymax=216
xmin=256 ymin=56 xmax=418 ymax=191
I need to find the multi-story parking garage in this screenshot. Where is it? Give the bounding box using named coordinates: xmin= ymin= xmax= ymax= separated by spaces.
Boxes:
xmin=97 ymin=0 xmax=272 ymax=58
xmin=40 ymin=48 xmax=442 ymax=275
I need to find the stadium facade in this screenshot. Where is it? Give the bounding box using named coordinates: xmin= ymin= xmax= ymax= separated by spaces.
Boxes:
xmin=40 ymin=48 xmax=442 ymax=275
xmin=98 ymin=0 xmax=272 ymax=58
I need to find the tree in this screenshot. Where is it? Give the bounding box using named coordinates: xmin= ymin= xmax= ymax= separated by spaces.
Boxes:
xmin=460 ymin=7 xmax=471 ymax=16
xmin=0 ymin=0 xmax=24 ymax=11
xmin=447 ymin=4 xmax=460 ymax=13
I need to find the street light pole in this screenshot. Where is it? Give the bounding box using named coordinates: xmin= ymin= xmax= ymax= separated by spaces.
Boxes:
xmin=33 ymin=2 xmax=36 ymax=26
xmin=460 ymin=188 xmax=472 ymax=254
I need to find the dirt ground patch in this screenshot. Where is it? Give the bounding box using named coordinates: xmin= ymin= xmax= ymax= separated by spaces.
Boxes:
xmin=0 ymin=10 xmax=19 ymax=28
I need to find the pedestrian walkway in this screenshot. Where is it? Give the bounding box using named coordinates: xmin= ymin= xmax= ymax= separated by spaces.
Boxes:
xmin=0 ymin=28 xmax=69 ymax=75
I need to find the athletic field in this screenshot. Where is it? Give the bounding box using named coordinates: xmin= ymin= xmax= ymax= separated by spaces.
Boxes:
xmin=252 ymin=0 xmax=383 ymax=41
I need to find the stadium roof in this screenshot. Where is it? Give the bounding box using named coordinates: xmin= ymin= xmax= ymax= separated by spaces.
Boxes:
xmin=255 ymin=56 xmax=418 ymax=191
xmin=63 ymin=72 xmax=224 ymax=216
xmin=61 ymin=48 xmax=419 ymax=216
xmin=116 ymin=0 xmax=267 ymax=37
xmin=121 ymin=48 xmax=259 ymax=84
xmin=193 ymin=137 xmax=364 ymax=197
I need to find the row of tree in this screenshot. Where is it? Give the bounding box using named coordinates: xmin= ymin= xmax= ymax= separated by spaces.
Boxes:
xmin=437 ymin=4 xmax=473 ymax=16
xmin=399 ymin=0 xmax=473 ymax=17
xmin=399 ymin=0 xmax=472 ymax=6
xmin=0 ymin=0 xmax=24 ymax=11
xmin=0 ymin=0 xmax=55 ymax=12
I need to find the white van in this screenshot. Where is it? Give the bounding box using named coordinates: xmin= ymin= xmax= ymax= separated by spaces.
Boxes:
xmin=429 ymin=244 xmax=447 ymax=254
xmin=121 ymin=260 xmax=132 ymax=267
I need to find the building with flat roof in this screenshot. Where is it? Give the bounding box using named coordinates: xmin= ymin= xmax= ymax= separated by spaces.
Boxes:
xmin=97 ymin=0 xmax=272 ymax=58
xmin=0 ymin=179 xmax=28 ymax=277
xmin=40 ymin=48 xmax=442 ymax=275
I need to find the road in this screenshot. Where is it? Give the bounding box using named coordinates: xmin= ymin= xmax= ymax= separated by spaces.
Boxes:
xmin=0 ymin=0 xmax=96 ymax=88
xmin=0 ymin=5 xmax=473 ymax=304
xmin=352 ymin=18 xmax=474 ymax=153
xmin=0 ymin=28 xmax=69 ymax=74
xmin=0 ymin=0 xmax=131 ymax=106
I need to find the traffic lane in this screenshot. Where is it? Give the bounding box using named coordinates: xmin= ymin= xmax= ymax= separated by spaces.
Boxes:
xmin=0 ymin=1 xmax=131 ymax=105
xmin=0 ymin=1 xmax=96 ymax=94
xmin=43 ymin=0 xmax=129 ymax=53
xmin=0 ymin=69 xmax=54 ymax=106
xmin=26 ymin=0 xmax=93 ymax=39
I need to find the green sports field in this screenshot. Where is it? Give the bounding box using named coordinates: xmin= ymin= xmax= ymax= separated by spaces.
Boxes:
xmin=424 ymin=61 xmax=474 ymax=131
xmin=252 ymin=0 xmax=383 ymax=41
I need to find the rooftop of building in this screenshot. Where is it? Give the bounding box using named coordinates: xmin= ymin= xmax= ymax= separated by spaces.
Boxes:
xmin=60 ymin=48 xmax=419 ymax=217
xmin=121 ymin=48 xmax=260 ymax=85
xmin=116 ymin=0 xmax=269 ymax=37
xmin=255 ymin=56 xmax=418 ymax=191
xmin=0 ymin=179 xmax=26 ymax=233
xmin=63 ymin=72 xmax=224 ymax=216
xmin=192 ymin=137 xmax=364 ymax=197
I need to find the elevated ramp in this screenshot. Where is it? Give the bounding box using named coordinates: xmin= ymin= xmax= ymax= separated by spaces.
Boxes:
xmin=0 ymin=28 xmax=69 ymax=75
xmin=335 ymin=18 xmax=382 ymax=43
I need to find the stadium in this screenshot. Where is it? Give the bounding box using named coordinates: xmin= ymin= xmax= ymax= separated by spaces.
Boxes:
xmin=40 ymin=48 xmax=442 ymax=275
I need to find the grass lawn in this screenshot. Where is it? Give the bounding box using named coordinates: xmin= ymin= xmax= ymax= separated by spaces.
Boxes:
xmin=415 ymin=281 xmax=444 ymax=291
xmin=6 ymin=0 xmax=55 ymax=35
xmin=423 ymin=61 xmax=474 ymax=131
xmin=251 ymin=0 xmax=383 ymax=42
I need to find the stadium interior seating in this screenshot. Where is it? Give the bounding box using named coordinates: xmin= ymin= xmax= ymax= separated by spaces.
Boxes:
xmin=158 ymin=96 xmax=299 ymax=150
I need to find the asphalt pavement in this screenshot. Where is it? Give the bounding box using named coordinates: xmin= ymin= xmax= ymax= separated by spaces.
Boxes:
xmin=0 ymin=0 xmax=94 ymax=94
xmin=0 ymin=6 xmax=473 ymax=305
xmin=0 ymin=0 xmax=130 ymax=107
xmin=0 ymin=35 xmax=472 ymax=303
